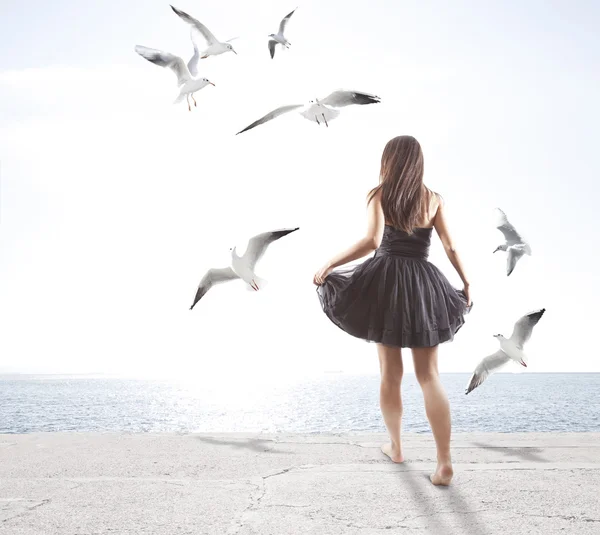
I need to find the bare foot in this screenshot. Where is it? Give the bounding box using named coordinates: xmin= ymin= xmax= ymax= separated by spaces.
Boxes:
xmin=430 ymin=463 xmax=453 ymax=486
xmin=381 ymin=442 xmax=404 ymax=463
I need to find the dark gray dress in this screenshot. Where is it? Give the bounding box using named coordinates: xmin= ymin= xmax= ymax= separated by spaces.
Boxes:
xmin=316 ymin=225 xmax=472 ymax=348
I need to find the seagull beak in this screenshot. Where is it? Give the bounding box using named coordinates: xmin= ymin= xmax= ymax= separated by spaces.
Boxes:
xmin=209 ymin=82 xmax=215 ymax=86
xmin=231 ymin=48 xmax=238 ymax=55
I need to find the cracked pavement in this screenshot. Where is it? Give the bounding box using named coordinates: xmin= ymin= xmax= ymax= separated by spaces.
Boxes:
xmin=0 ymin=432 xmax=599 ymax=534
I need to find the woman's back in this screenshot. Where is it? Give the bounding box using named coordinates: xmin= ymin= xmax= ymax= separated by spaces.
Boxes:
xmin=377 ymin=226 xmax=433 ymax=259
xmin=382 ymin=187 xmax=441 ymax=231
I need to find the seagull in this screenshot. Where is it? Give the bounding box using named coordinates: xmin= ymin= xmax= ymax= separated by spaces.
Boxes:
xmin=170 ymin=4 xmax=237 ymax=69
xmin=268 ymin=7 xmax=297 ymax=59
xmin=190 ymin=227 xmax=299 ymax=309
xmin=493 ymin=208 xmax=531 ymax=276
xmin=236 ymin=90 xmax=381 ymax=135
xmin=183 ymin=28 xmax=237 ymax=76
xmin=465 ymin=308 xmax=546 ymax=395
xmin=134 ymin=45 xmax=215 ymax=111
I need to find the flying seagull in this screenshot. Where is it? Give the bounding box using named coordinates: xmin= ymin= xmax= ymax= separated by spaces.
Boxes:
xmin=268 ymin=7 xmax=297 ymax=59
xmin=134 ymin=45 xmax=215 ymax=111
xmin=190 ymin=227 xmax=300 ymax=309
xmin=465 ymin=308 xmax=546 ymax=395
xmin=236 ymin=90 xmax=381 ymax=135
xmin=493 ymin=208 xmax=531 ymax=276
xmin=170 ymin=4 xmax=237 ymax=71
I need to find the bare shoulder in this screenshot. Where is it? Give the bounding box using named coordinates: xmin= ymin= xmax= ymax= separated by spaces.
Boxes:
xmin=366 ymin=186 xmax=383 ymax=214
xmin=367 ymin=186 xmax=383 ymax=204
xmin=426 ymin=190 xmax=444 ymax=226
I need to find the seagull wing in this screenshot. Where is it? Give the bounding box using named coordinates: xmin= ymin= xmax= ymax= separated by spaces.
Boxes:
xmin=170 ymin=5 xmax=219 ymax=45
xmin=235 ymin=104 xmax=303 ymax=135
xmin=187 ymin=29 xmax=200 ymax=76
xmin=242 ymin=228 xmax=300 ymax=271
xmin=505 ymin=247 xmax=524 ymax=276
xmin=190 ymin=267 xmax=239 ymax=310
xmin=495 ymin=208 xmax=525 ymax=246
xmin=465 ymin=350 xmax=511 ymax=395
xmin=135 ymin=45 xmax=191 ymax=86
xmin=509 ymin=308 xmax=546 ymax=349
xmin=278 ymin=8 xmax=297 ymax=35
xmin=268 ymin=39 xmax=277 ymax=59
xmin=319 ymin=90 xmax=381 ymax=108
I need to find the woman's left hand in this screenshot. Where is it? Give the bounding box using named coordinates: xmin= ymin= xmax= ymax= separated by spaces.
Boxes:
xmin=313 ymin=263 xmax=333 ymax=286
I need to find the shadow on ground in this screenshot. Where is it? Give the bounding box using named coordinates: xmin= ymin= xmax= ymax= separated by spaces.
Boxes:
xmin=471 ymin=441 xmax=548 ymax=463
xmin=399 ymin=470 xmax=493 ymax=535
xmin=195 ymin=436 xmax=291 ymax=454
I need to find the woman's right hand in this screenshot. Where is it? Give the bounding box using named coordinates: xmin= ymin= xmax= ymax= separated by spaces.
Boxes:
xmin=463 ymin=284 xmax=472 ymax=307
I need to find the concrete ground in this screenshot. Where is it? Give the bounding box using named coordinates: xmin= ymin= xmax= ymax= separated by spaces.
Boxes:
xmin=0 ymin=432 xmax=598 ymax=534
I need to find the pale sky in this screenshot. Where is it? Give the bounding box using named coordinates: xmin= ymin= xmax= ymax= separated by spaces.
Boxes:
xmin=1 ymin=0 xmax=599 ymax=377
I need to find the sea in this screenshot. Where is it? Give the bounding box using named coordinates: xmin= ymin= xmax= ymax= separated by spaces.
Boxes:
xmin=1 ymin=373 xmax=599 ymax=434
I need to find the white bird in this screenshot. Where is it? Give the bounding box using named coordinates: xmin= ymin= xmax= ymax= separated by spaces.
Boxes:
xmin=134 ymin=45 xmax=215 ymax=111
xmin=493 ymin=208 xmax=531 ymax=276
xmin=170 ymin=4 xmax=237 ymax=70
xmin=465 ymin=308 xmax=546 ymax=394
xmin=236 ymin=90 xmax=381 ymax=135
xmin=268 ymin=7 xmax=297 ymax=59
xmin=190 ymin=227 xmax=299 ymax=309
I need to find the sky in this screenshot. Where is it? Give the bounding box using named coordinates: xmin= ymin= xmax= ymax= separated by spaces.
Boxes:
xmin=0 ymin=0 xmax=599 ymax=377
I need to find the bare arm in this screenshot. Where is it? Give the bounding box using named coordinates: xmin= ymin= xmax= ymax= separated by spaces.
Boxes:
xmin=325 ymin=191 xmax=385 ymax=269
xmin=314 ymin=191 xmax=385 ymax=285
xmin=433 ymin=198 xmax=470 ymax=287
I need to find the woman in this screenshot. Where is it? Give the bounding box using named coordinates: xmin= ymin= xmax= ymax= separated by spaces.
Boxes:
xmin=314 ymin=135 xmax=472 ymax=486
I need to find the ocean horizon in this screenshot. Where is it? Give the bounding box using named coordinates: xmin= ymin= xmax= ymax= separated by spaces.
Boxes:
xmin=1 ymin=372 xmax=599 ymax=434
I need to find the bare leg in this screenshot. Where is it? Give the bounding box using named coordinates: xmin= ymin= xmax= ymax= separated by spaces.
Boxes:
xmin=315 ymin=115 xmax=320 ymax=125
xmin=412 ymin=346 xmax=453 ymax=485
xmin=186 ymin=94 xmax=191 ymax=112
xmin=377 ymin=343 xmax=404 ymax=463
xmin=322 ymin=113 xmax=329 ymax=127
xmin=192 ymin=94 xmax=197 ymax=107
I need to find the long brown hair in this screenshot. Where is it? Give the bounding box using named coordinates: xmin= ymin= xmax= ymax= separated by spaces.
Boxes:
xmin=367 ymin=135 xmax=435 ymax=234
